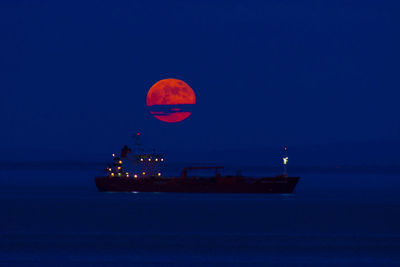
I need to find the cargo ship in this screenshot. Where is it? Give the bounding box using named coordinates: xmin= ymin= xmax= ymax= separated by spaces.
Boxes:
xmin=95 ymin=134 xmax=299 ymax=194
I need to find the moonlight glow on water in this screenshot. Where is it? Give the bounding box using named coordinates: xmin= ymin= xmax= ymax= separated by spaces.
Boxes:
xmin=146 ymin=79 xmax=196 ymax=123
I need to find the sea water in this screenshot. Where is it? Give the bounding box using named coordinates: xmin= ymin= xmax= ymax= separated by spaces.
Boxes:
xmin=1 ymin=170 xmax=400 ymax=266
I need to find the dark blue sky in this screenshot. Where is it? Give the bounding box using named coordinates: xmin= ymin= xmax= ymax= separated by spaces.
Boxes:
xmin=1 ymin=0 xmax=399 ymax=162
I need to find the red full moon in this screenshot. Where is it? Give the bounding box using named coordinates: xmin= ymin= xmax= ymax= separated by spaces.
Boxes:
xmin=146 ymin=79 xmax=196 ymax=123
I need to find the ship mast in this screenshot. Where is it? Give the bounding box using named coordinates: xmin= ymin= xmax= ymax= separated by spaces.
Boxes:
xmin=282 ymin=146 xmax=289 ymax=177
xmin=133 ymin=132 xmax=144 ymax=154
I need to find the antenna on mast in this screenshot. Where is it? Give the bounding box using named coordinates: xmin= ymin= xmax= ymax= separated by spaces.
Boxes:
xmin=133 ymin=132 xmax=144 ymax=154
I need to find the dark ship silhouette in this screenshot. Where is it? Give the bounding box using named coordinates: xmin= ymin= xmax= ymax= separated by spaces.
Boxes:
xmin=95 ymin=134 xmax=299 ymax=194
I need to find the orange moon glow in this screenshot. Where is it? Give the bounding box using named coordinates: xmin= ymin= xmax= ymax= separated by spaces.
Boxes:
xmin=146 ymin=79 xmax=196 ymax=123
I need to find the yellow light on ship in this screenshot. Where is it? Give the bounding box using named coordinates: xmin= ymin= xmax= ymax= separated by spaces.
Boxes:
xmin=119 ymin=161 xmax=122 ymax=164
xmin=108 ymin=168 xmax=111 ymax=171
xmin=134 ymin=174 xmax=138 ymax=178
xmin=157 ymin=173 xmax=161 ymax=176
xmin=117 ymin=166 xmax=121 ymax=170
xmin=126 ymin=172 xmax=129 ymax=177
xmin=142 ymin=172 xmax=146 ymax=175
xmin=155 ymin=158 xmax=158 ymax=161
xmin=112 ymin=153 xmax=115 ymax=157
xmin=283 ymin=157 xmax=289 ymax=165
xmin=111 ymin=173 xmax=114 ymax=176
xmin=148 ymin=158 xmax=151 ymax=161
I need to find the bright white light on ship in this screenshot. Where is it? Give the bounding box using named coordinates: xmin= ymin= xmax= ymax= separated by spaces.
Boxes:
xmin=148 ymin=158 xmax=151 ymax=161
xmin=161 ymin=158 xmax=164 ymax=162
xmin=155 ymin=158 xmax=158 ymax=161
xmin=283 ymin=157 xmax=289 ymax=165
xmin=140 ymin=158 xmax=143 ymax=161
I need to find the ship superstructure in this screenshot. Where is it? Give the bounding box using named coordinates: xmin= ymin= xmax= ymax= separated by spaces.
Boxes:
xmin=97 ymin=135 xmax=299 ymax=194
xmin=106 ymin=133 xmax=164 ymax=179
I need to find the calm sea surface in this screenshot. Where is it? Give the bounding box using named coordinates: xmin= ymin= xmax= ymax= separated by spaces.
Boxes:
xmin=1 ymin=170 xmax=400 ymax=266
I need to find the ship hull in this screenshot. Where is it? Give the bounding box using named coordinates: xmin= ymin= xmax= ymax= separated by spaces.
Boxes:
xmin=95 ymin=176 xmax=299 ymax=194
